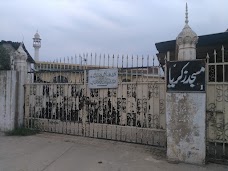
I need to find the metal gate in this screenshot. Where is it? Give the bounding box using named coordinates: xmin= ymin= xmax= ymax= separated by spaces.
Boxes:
xmin=24 ymin=55 xmax=166 ymax=147
xmin=206 ymin=46 xmax=228 ymax=163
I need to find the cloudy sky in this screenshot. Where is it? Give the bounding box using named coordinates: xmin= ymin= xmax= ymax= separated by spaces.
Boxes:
xmin=0 ymin=0 xmax=227 ymax=63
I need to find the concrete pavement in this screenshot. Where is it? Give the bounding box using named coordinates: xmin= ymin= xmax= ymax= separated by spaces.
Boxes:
xmin=0 ymin=132 xmax=227 ymax=171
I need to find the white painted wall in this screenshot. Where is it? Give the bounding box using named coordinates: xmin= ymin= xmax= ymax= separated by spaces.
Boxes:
xmin=0 ymin=71 xmax=17 ymax=131
xmin=166 ymin=92 xmax=206 ymax=165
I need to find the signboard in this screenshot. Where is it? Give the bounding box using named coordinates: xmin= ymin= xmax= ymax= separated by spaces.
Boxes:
xmin=167 ymin=60 xmax=205 ymax=92
xmin=88 ymin=68 xmax=118 ymax=89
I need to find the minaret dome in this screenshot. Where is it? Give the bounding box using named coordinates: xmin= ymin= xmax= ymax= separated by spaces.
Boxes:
xmin=176 ymin=3 xmax=198 ymax=60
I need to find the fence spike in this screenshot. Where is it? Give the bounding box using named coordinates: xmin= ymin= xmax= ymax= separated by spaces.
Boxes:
xmin=99 ymin=54 xmax=101 ymax=68
xmin=127 ymin=55 xmax=129 ymax=68
xmin=137 ymin=55 xmax=139 ymax=67
xmin=206 ymin=53 xmax=210 ymax=63
xmin=103 ymin=54 xmax=105 ymax=67
xmin=112 ymin=54 xmax=115 ymax=68
xmin=147 ymin=55 xmax=149 ymax=80
xmin=85 ymin=53 xmax=88 ymax=67
xmin=153 ymin=56 xmax=155 ymax=66
xmin=213 ymin=50 xmax=217 ymax=62
xmin=136 ymin=55 xmax=139 ymax=81
xmin=117 ymin=54 xmax=119 ymax=68
xmin=122 ymin=55 xmax=124 ymax=69
xmin=125 ymin=55 xmax=128 ymax=80
xmin=131 ymin=54 xmax=134 ymax=68
xmin=83 ymin=53 xmax=85 ymax=67
xmin=95 ymin=53 xmax=97 ymax=66
xmin=90 ymin=53 xmax=93 ymax=66
xmin=221 ymin=45 xmax=225 ymax=62
xmin=83 ymin=53 xmax=85 ymax=68
xmin=147 ymin=55 xmax=149 ymax=67
xmin=108 ymin=54 xmax=110 ymax=68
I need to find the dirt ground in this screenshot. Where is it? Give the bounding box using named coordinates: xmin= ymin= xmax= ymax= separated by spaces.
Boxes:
xmin=0 ymin=132 xmax=227 ymax=171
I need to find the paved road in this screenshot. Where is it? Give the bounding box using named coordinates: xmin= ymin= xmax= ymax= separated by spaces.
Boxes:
xmin=0 ymin=132 xmax=227 ymax=171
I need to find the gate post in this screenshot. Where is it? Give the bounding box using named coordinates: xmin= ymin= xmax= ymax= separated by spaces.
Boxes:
xmin=166 ymin=77 xmax=206 ymax=164
xmin=165 ymin=4 xmax=206 ymax=165
xmin=14 ymin=43 xmax=28 ymax=128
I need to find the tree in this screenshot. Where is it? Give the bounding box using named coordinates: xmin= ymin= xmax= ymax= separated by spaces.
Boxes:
xmin=0 ymin=45 xmax=11 ymax=70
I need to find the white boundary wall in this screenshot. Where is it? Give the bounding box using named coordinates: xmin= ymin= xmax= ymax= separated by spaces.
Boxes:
xmin=0 ymin=71 xmax=18 ymax=131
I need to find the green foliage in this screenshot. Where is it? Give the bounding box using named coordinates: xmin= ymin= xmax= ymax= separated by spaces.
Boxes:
xmin=0 ymin=45 xmax=11 ymax=70
xmin=5 ymin=127 xmax=40 ymax=136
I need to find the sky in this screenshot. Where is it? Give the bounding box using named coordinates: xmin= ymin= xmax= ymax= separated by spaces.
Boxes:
xmin=0 ymin=0 xmax=227 ymax=63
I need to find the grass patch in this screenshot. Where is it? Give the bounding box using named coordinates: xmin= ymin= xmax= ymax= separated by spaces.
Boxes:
xmin=5 ymin=127 xmax=40 ymax=136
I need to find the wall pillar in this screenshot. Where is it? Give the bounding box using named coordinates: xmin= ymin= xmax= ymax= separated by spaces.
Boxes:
xmin=16 ymin=70 xmax=27 ymax=127
xmin=166 ymin=59 xmax=206 ymax=165
xmin=13 ymin=43 xmax=28 ymax=127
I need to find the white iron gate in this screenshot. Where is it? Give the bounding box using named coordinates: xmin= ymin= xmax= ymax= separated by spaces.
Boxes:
xmin=206 ymin=46 xmax=228 ymax=163
xmin=24 ymin=55 xmax=166 ymax=147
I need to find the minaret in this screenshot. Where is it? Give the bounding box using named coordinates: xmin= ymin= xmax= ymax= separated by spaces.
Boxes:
xmin=33 ymin=31 xmax=41 ymax=61
xmin=176 ymin=3 xmax=198 ymax=60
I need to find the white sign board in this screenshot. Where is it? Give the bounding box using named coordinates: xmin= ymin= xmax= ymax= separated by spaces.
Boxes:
xmin=88 ymin=69 xmax=118 ymax=89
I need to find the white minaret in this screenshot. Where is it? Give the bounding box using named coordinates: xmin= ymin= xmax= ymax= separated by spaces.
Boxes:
xmin=33 ymin=31 xmax=41 ymax=61
xmin=176 ymin=3 xmax=198 ymax=60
